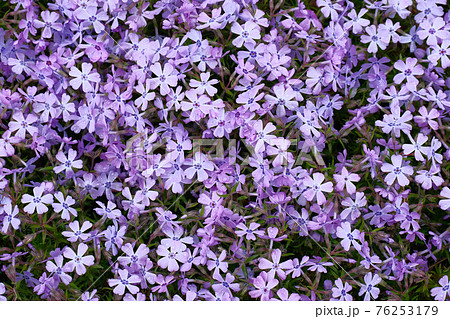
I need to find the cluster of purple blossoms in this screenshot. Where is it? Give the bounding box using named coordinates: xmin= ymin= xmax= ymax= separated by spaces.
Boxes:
xmin=0 ymin=0 xmax=449 ymax=302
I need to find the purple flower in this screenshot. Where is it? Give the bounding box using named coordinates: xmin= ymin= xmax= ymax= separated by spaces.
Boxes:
xmin=0 ymin=282 xmax=6 ymax=301
xmin=381 ymin=155 xmax=413 ymax=186
xmin=108 ymin=269 xmax=141 ymax=296
xmin=417 ymin=17 xmax=448 ymax=46
xmin=63 ymin=243 xmax=94 ymax=275
xmin=46 ymin=255 xmax=72 ymax=285
xmin=303 ymin=172 xmax=333 ymax=205
xmin=393 ymin=57 xmax=424 ymax=86
xmin=52 ymin=192 xmax=77 ymax=220
xmin=258 ymin=249 xmax=293 ymax=281
xmin=431 ymin=276 xmax=450 ymax=301
xmin=212 ymin=272 xmax=240 ymax=296
xmin=336 ymin=222 xmax=362 ymax=251
xmin=249 ymin=271 xmax=278 ymax=301
xmin=331 ymin=278 xmax=353 ymax=301
xmin=1 ymin=203 xmax=20 ymax=233
xmin=69 ymin=62 xmax=101 ymax=93
xmin=184 ymin=152 xmax=214 ymax=182
xmin=231 ymin=21 xmax=260 ymax=48
xmin=22 ymin=185 xmax=54 ymax=215
xmin=62 ymin=220 xmax=92 ymax=242
xmin=235 ymin=222 xmax=264 ymax=241
xmin=33 ymin=11 xmax=62 ymax=38
xmin=8 ymin=112 xmax=38 ymax=139
xmin=359 ymin=272 xmax=381 ymax=301
xmin=118 ymin=243 xmax=149 ymax=269
xmin=156 ymin=244 xmax=187 ymax=272
xmin=334 ymin=167 xmax=360 ymax=194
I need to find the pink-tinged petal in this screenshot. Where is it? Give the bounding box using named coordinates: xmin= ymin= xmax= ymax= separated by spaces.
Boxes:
xmin=113 ymin=283 xmax=125 ymax=295
xmin=397 ymin=174 xmax=409 ymax=186
xmin=402 ymin=166 xmax=413 ymax=175
xmin=75 ymin=263 xmax=86 ymax=275
xmin=271 ymin=249 xmax=282 ymax=264
xmin=158 ymin=256 xmax=170 ymax=269
xmin=381 ymin=163 xmax=394 ymax=173
xmin=167 ymin=258 xmax=179 ymax=272
xmin=391 ymin=155 xmax=403 ymax=167
xmin=312 ymin=172 xmax=325 ymax=184
xmin=36 ymin=204 xmax=49 ymax=215
xmin=41 ymin=194 xmax=53 ymax=204
xmin=127 ymin=284 xmax=140 ymax=295
xmin=64 ymin=248 xmax=76 ymax=259
xmin=316 ymin=191 xmax=326 ymax=205
xmin=197 ymin=169 xmax=208 ymax=182
xmin=321 ymin=181 xmax=333 ymax=193
xmin=77 ymin=243 xmax=89 ymax=256
xmin=258 ymin=258 xmax=273 ymax=270
xmin=21 ymin=194 xmax=33 ymax=204
xmin=82 ymin=256 xmax=94 ymax=267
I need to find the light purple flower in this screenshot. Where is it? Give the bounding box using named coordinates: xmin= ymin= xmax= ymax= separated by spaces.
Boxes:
xmin=358 ymin=272 xmax=381 ymax=301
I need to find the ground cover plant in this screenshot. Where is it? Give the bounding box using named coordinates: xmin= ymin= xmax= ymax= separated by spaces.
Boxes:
xmin=0 ymin=0 xmax=449 ymax=301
